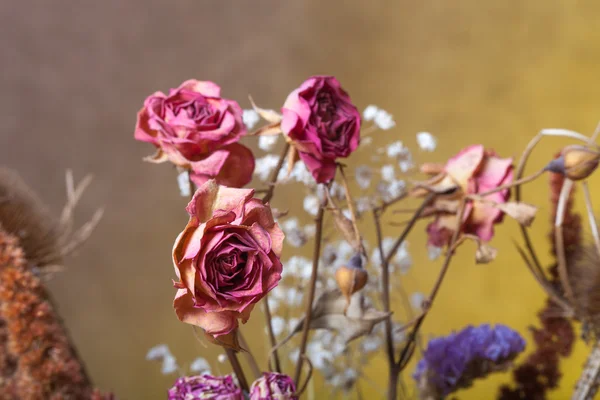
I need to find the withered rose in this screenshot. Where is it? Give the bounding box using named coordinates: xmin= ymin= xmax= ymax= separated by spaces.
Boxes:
xmin=135 ymin=79 xmax=254 ymax=187
xmin=168 ymin=374 xmax=242 ymax=400
xmin=418 ymin=145 xmax=513 ymax=246
xmin=172 ymin=180 xmax=284 ymax=338
xmin=249 ymin=373 xmax=298 ymax=400
xmin=281 ymin=76 xmax=361 ymax=183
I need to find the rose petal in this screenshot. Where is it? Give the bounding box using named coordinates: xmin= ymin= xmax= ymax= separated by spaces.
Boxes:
xmin=173 ymin=289 xmax=237 ymax=336
xmin=445 ymin=145 xmax=485 ymax=189
xmin=179 ymin=80 xmax=221 ymax=98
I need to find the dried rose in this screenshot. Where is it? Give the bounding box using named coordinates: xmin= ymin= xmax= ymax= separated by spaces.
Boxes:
xmin=417 ymin=145 xmax=513 ymax=246
xmin=249 ymin=373 xmax=298 ymax=400
xmin=172 ymin=180 xmax=284 ymax=338
xmin=281 ymin=76 xmax=361 ymax=183
xmin=168 ymin=374 xmax=242 ymax=400
xmin=134 ymin=79 xmax=254 ymax=187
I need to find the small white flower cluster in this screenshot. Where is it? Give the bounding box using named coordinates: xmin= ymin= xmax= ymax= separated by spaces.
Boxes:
xmin=176 ymin=170 xmax=192 ymax=197
xmin=258 ymin=135 xmax=279 ymax=152
xmin=371 ymin=237 xmax=412 ymax=275
xmin=146 ymin=344 xmax=179 ymax=375
xmin=280 ymin=218 xmax=315 ymax=248
xmin=416 ymin=131 xmax=437 ymax=151
xmin=386 ymin=141 xmax=414 ymax=172
xmin=243 ymin=109 xmax=260 ymax=130
xmin=363 ymin=105 xmax=396 ymax=130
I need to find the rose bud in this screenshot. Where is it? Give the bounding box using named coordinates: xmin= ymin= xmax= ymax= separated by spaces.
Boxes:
xmin=335 ymin=253 xmax=368 ymax=307
xmin=546 ymin=145 xmax=600 ymax=181
xmin=249 ymin=373 xmax=298 ymax=400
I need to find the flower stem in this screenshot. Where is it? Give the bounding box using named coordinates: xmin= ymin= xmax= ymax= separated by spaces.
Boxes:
xmin=475 ymin=168 xmax=546 ymax=198
xmin=238 ymin=330 xmax=261 ymax=379
xmin=554 ymin=178 xmax=577 ymax=309
xmin=293 ymin=206 xmax=324 ymax=387
xmin=397 ymin=200 xmax=467 ymax=371
xmin=226 ymin=348 xmax=249 ymax=392
xmin=259 ymin=142 xmax=290 ymax=374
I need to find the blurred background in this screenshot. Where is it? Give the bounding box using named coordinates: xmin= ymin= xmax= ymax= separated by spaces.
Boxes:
xmin=1 ymin=1 xmax=600 ymax=398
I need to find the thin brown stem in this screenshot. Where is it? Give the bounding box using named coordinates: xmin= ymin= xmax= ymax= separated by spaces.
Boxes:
xmin=262 ymin=143 xmax=290 ymax=205
xmin=293 ymin=206 xmax=325 ymax=386
xmin=583 ymin=181 xmax=600 ymax=258
xmin=476 ymin=168 xmax=546 ymax=198
xmin=226 ymin=348 xmax=249 ymax=392
xmin=258 ymin=142 xmax=290 ymax=374
xmin=337 ymin=164 xmax=361 ymax=249
xmin=398 ymin=200 xmax=467 ymax=370
xmin=555 ymin=178 xmax=577 ymax=307
xmin=238 ymin=330 xmax=261 ymax=379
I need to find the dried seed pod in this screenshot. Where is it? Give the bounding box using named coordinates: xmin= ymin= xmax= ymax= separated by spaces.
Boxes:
xmin=546 ymin=145 xmax=600 ymax=181
xmin=335 ymin=253 xmax=368 ymax=308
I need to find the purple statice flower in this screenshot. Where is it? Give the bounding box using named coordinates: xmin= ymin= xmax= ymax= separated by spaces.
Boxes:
xmin=168 ymin=374 xmax=242 ymax=400
xmin=413 ymin=324 xmax=526 ymax=398
xmin=249 ymin=372 xmax=298 ymax=400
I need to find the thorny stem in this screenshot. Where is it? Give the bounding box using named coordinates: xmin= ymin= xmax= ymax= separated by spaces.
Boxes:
xmin=555 ymin=179 xmax=577 ymax=309
xmin=293 ymin=206 xmax=325 ymax=387
xmin=373 ymin=193 xmax=435 ymax=400
xmin=260 ymin=142 xmax=290 ymax=373
xmin=583 ymin=181 xmax=600 ymax=258
xmin=397 ymin=200 xmax=467 ymax=372
xmin=226 ymin=348 xmax=249 ymax=392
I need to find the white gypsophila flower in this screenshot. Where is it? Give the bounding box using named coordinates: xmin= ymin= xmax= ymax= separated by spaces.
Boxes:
xmin=307 ymin=338 xmax=336 ymax=370
xmin=392 ymin=322 xmax=408 ymax=345
xmin=363 ymin=105 xmax=378 ymax=121
xmin=394 ymin=241 xmax=412 ymax=274
xmin=342 ymin=208 xmax=352 ymax=220
xmin=374 ymin=109 xmax=396 ymax=130
xmin=146 ymin=344 xmax=171 ymax=361
xmin=398 ymin=156 xmax=414 ymax=172
xmin=356 ymin=196 xmax=375 ymax=214
xmin=329 ymin=181 xmax=346 ymax=201
xmin=428 ymin=244 xmax=443 ymax=260
xmin=217 ymin=354 xmax=228 ymax=364
xmin=285 ymin=287 xmax=304 ymax=307
xmin=410 ymin=292 xmax=425 ymax=310
xmin=321 ymin=243 xmax=338 ymax=266
xmin=377 ymin=179 xmax=406 ymax=202
xmin=176 ymin=171 xmax=191 ymax=197
xmin=381 ymin=164 xmax=395 ymax=182
xmin=330 ymin=368 xmax=359 ymax=391
xmin=355 ymin=165 xmax=372 ymax=189
xmin=258 ymin=135 xmax=279 ymax=152
xmin=289 ymin=348 xmax=300 ymax=364
xmin=287 ymin=256 xmax=313 ymax=280
xmin=336 ymin=240 xmax=355 ymax=266
xmin=304 ymin=224 xmax=316 ymax=237
xmin=287 ymin=317 xmax=300 ymax=333
xmin=254 ymin=154 xmax=279 ymax=181
xmin=190 ymin=358 xmax=211 ymax=374
xmin=303 ymin=194 xmax=319 ymax=216
xmin=281 ymin=218 xmax=307 ymax=248
xmin=386 ymin=141 xmax=405 ymax=158
xmin=269 ymin=316 xmax=285 ymax=337
xmin=243 ymin=109 xmax=260 ymax=130
xmin=162 ymin=354 xmax=179 ymax=375
xmin=361 ymin=335 xmax=383 ymax=353
xmin=284 ymin=161 xmax=315 ymax=186
xmin=371 ymin=237 xmax=395 ymax=267
xmin=416 ymin=131 xmax=437 ymax=151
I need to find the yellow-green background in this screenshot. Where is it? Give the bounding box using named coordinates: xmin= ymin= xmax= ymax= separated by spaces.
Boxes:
xmin=1 ymin=1 xmax=599 ymax=398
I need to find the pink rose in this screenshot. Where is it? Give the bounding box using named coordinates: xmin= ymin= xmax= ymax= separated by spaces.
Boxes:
xmin=281 ymin=76 xmax=361 ymax=183
xmin=134 ymin=79 xmax=254 ymax=187
xmin=172 ymin=180 xmax=284 ymax=337
xmin=249 ymin=373 xmax=298 ymax=400
xmin=421 ymin=145 xmax=513 ymax=246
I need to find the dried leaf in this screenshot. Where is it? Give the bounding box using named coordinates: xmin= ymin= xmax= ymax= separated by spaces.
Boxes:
xmin=495 ymin=202 xmax=538 ymax=227
xmin=143 ymin=148 xmax=169 ymax=164
xmin=475 ymin=242 xmax=498 ymax=264
xmin=286 ymin=146 xmax=299 ymax=178
xmin=249 ymin=96 xmax=282 ymax=124
xmin=251 ymin=122 xmax=282 ymax=136
xmin=285 ymin=289 xmax=391 ymax=344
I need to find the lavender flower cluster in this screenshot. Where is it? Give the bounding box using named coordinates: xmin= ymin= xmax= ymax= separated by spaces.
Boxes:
xmin=413 ymin=324 xmax=526 ymax=397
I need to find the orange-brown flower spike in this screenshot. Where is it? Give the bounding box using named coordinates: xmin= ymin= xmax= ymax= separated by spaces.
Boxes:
xmin=546 ymin=145 xmax=600 ymax=181
xmin=335 ymin=253 xmax=368 ymax=311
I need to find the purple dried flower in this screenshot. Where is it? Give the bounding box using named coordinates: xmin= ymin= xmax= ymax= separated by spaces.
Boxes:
xmin=249 ymin=372 xmax=298 ymax=400
xmin=168 ymin=374 xmax=242 ymax=400
xmin=413 ymin=324 xmax=526 ymax=398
